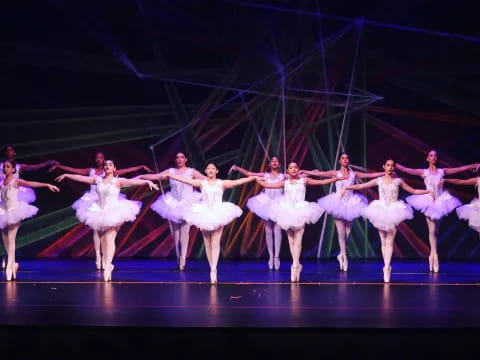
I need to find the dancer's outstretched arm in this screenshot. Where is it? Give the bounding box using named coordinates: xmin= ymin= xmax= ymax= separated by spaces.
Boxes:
xmin=17 ymin=179 xmax=60 ymax=192
xmin=444 ymin=163 xmax=480 ymax=175
xmin=400 ymin=180 xmax=433 ymax=196
xmin=118 ymin=178 xmax=159 ymax=191
xmin=21 ymin=160 xmax=58 ymax=172
xmin=222 ymin=176 xmax=257 ymax=189
xmin=55 ymin=174 xmax=96 ymax=185
xmin=167 ymin=173 xmax=203 ymax=188
xmin=395 ymin=164 xmax=424 ymax=176
xmin=137 ymin=169 xmax=170 ymax=181
xmin=305 ymin=176 xmax=343 ymax=186
xmin=255 ymin=178 xmax=284 ymax=189
xmin=356 ymin=171 xmax=385 ymax=179
xmin=116 ymin=165 xmax=153 ymax=176
xmin=298 ymin=169 xmax=336 ymax=177
xmin=228 ymin=165 xmax=264 ymax=177
xmin=443 ymin=178 xmax=478 ymax=186
xmin=49 ymin=164 xmax=89 ymax=175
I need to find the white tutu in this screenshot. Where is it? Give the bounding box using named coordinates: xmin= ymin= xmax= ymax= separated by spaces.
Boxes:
xmin=406 ymin=191 xmax=461 ymax=220
xmin=184 ymin=201 xmax=242 ymax=231
xmin=247 ymin=192 xmax=274 ymax=221
xmin=75 ymin=198 xmax=141 ymax=231
xmin=151 ymin=191 xmax=202 ymax=224
xmin=17 ymin=186 xmax=36 ymax=204
xmin=456 ymin=199 xmax=480 ymax=232
xmin=72 ymin=190 xmax=126 ymax=211
xmin=269 ymin=198 xmax=323 ymax=230
xmin=0 ymin=201 xmax=38 ymax=228
xmin=362 ymin=200 xmax=413 ymax=232
xmin=317 ymin=192 xmax=368 ymax=222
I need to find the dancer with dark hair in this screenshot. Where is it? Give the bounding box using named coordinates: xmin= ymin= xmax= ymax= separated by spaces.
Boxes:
xmin=254 ymin=161 xmax=340 ymax=282
xmin=229 ymin=156 xmax=284 ymax=270
xmin=396 ymin=150 xmax=479 ymax=272
xmin=342 ymin=159 xmax=432 ymax=283
xmin=50 ymin=152 xmax=152 ymax=269
xmin=138 ymin=152 xmax=206 ymax=270
xmin=300 ymin=153 xmax=383 ymax=271
xmin=164 ymin=162 xmax=256 ymax=284
xmin=1 ymin=160 xmax=60 ymax=281
xmin=56 ymin=160 xmax=158 ymax=281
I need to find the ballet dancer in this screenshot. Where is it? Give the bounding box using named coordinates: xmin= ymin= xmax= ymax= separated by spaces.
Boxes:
xmin=396 ymin=150 xmax=479 ymax=272
xmin=163 ymin=162 xmax=256 ymax=284
xmin=229 ymin=156 xmax=285 ymax=270
xmin=0 ymin=160 xmax=60 ymax=280
xmin=1 ymin=144 xmax=58 ymax=269
xmin=442 ymin=176 xmax=480 ymax=233
xmin=300 ymin=152 xmax=383 ymax=271
xmin=254 ymin=161 xmax=340 ymax=282
xmin=342 ymin=159 xmax=432 ymax=283
xmin=55 ymin=160 xmax=159 ymax=281
xmin=138 ymin=152 xmax=206 ymax=270
xmin=50 ymin=151 xmax=153 ymax=269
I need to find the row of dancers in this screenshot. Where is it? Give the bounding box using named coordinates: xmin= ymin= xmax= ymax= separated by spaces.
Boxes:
xmin=1 ymin=144 xmax=479 ymax=283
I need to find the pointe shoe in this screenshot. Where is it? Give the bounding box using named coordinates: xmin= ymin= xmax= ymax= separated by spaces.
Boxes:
xmin=336 ymin=254 xmax=344 ymax=271
xmin=95 ymin=256 xmax=103 ymax=270
xmin=432 ymin=254 xmax=439 ymax=273
xmin=296 ymin=264 xmax=303 ymax=282
xmin=268 ymin=257 xmax=274 ymax=270
xmin=5 ymin=263 xmax=19 ymax=281
xmin=1 ymin=256 xmax=6 ymax=269
xmin=274 ymin=257 xmax=280 ymax=271
xmin=290 ymin=265 xmax=296 ymax=282
xmin=342 ymin=254 xmax=349 ymax=272
xmin=179 ymin=257 xmax=186 ymax=271
xmin=210 ymin=269 xmax=217 ymax=284
xmin=103 ymin=264 xmax=114 ymax=282
xmin=383 ymin=265 xmax=391 ymax=283
xmin=428 ymin=255 xmax=433 ymax=272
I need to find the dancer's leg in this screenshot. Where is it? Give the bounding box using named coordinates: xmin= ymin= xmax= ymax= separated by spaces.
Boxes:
xmin=264 ymin=220 xmax=274 ymax=269
xmin=273 ymin=223 xmax=282 ymax=270
xmin=178 ymin=222 xmax=191 ymax=270
xmin=426 ymin=217 xmax=440 ymax=272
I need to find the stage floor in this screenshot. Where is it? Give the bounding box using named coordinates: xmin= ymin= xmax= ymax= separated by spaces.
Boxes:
xmin=1 ymin=259 xmax=479 ymax=328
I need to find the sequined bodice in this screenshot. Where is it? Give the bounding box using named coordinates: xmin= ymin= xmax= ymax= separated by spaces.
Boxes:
xmin=422 ymin=169 xmax=445 ymax=198
xmin=0 ymin=179 xmax=18 ymax=211
xmin=377 ymin=177 xmax=401 ymax=207
xmin=95 ymin=177 xmax=120 ymax=209
xmin=89 ymin=168 xmax=105 ymax=193
xmin=263 ymin=172 xmax=284 ymax=199
xmin=200 ymin=180 xmax=223 ymax=208
xmin=169 ymin=168 xmax=195 ymax=200
xmin=334 ymin=170 xmax=356 ymax=200
xmin=284 ymin=178 xmax=306 ymax=205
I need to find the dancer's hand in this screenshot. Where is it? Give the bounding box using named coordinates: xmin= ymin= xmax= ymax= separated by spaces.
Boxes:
xmin=146 ymin=180 xmax=159 ymax=191
xmin=228 ymin=165 xmax=237 ymax=175
xmin=55 ymin=174 xmax=66 ymax=182
xmin=47 ymin=184 xmax=61 ymax=192
xmin=340 ymin=189 xmax=346 ymax=199
xmin=143 ymin=166 xmax=154 ymax=173
xmin=428 ymin=190 xmax=435 ymax=200
xmin=48 ymin=164 xmax=59 ymax=172
xmin=473 ymin=163 xmax=480 ymax=173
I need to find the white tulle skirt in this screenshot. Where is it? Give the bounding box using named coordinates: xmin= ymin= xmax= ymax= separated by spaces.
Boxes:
xmin=362 ymin=200 xmax=413 ymax=232
xmin=0 ymin=202 xmax=38 ymax=228
xmin=183 ymin=201 xmax=242 ymax=231
xmin=406 ymin=191 xmax=461 ymax=220
xmin=269 ymin=198 xmax=324 ymax=231
xmin=456 ymin=199 xmax=480 ymax=232
xmin=17 ymin=186 xmax=36 ymax=204
xmin=317 ymin=192 xmax=368 ymax=222
xmin=246 ymin=193 xmax=279 ymax=222
xmin=150 ymin=191 xmax=202 ymax=224
xmin=74 ymin=199 xmax=141 ymax=231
